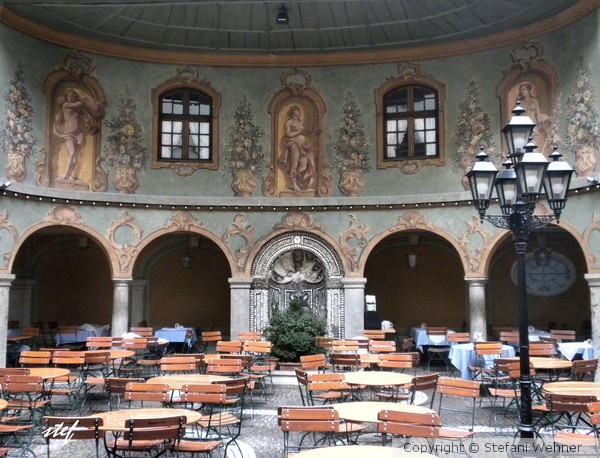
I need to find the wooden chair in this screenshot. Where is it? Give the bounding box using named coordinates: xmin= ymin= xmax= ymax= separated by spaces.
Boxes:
xmin=570 ymin=358 xmax=599 ymax=381
xmin=362 ymin=330 xmax=385 ymax=340
xmin=216 ymin=340 xmax=243 ymax=354
xmin=123 ymin=382 xmax=170 ymax=408
xmin=206 ymin=358 xmax=243 ymax=376
xmin=104 ymin=415 xmax=184 ymax=458
xmin=306 ymin=373 xmax=350 ymax=405
xmin=552 ymin=399 xmax=600 ymax=450
xmin=295 ymin=368 xmax=310 ymax=406
xmin=104 ymin=377 xmax=144 ymax=410
xmin=330 ymin=353 xmax=364 ymax=372
xmin=50 ymin=351 xmax=87 ymax=413
xmin=300 ymin=354 xmax=328 ymax=373
xmin=485 ymin=359 xmax=532 ymax=425
xmin=208 ymin=377 xmax=247 ymax=457
xmin=315 ymin=337 xmax=333 ymax=352
xmin=467 ymin=341 xmax=503 ymax=380
xmin=330 ymin=340 xmax=359 ymax=353
xmin=86 ymin=336 xmax=122 ymax=349
xmin=377 ymin=409 xmax=475 ymax=446
xmin=550 ymin=330 xmax=577 ymax=342
xmin=368 ymin=340 xmax=396 ymax=354
xmin=529 ymin=341 xmax=558 ymax=357
xmin=436 ymin=377 xmax=482 ymax=432
xmin=499 ymin=331 xmax=520 ymax=345
xmin=245 ymin=340 xmax=276 ymax=396
xmin=279 ymin=405 xmax=358 ymax=456
xmin=199 ymin=331 xmax=222 ymax=352
xmin=238 ymin=331 xmax=262 ymax=342
xmin=376 ymin=372 xmax=438 ymax=407
xmin=119 ymin=338 xmax=160 ymax=377
xmin=492 ymin=326 xmax=515 ymax=340
xmin=159 ymin=355 xmax=197 ymax=375
xmin=425 ymin=329 xmax=450 ymax=372
xmin=42 ymin=416 xmax=104 ymax=458
xmin=1 ymin=375 xmax=50 ymax=425
xmin=377 ymin=352 xmax=420 ymax=375
xmin=446 ymin=332 xmax=471 ymax=343
xmin=19 ymin=351 xmax=51 ymax=367
xmin=129 ymin=327 xmax=153 ymax=337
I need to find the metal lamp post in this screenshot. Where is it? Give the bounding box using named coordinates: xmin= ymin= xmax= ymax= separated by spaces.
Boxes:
xmin=466 ymin=102 xmax=574 ymax=439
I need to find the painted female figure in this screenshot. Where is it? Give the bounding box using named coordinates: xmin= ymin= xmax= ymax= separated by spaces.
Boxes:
xmin=278 ymin=105 xmax=315 ymax=192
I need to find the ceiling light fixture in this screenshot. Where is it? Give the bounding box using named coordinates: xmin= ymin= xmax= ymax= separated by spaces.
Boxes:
xmin=276 ymin=4 xmax=289 ymax=25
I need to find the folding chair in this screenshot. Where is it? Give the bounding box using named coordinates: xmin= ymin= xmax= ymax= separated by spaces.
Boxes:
xmin=467 ymin=341 xmax=503 ymax=380
xmin=159 ymin=356 xmax=197 ymax=375
xmin=123 ymin=382 xmax=170 ymax=408
xmin=368 ymin=340 xmax=396 ymax=354
xmin=42 ymin=416 xmax=104 ymax=458
xmin=104 ymin=378 xmax=144 ymax=411
xmin=425 ymin=329 xmax=450 ymax=372
xmin=376 ymin=372 xmax=439 ymax=407
xmin=552 ymin=399 xmax=600 ymax=452
xmin=570 ymin=359 xmax=598 ymax=381
xmin=199 ymin=331 xmax=222 ymax=353
xmin=104 ymin=415 xmax=184 ymax=457
xmin=436 ymin=377 xmax=482 ymax=432
xmin=245 ymin=340 xmax=276 ymax=396
xmin=129 ymin=327 xmax=153 ymax=337
xmin=550 ymin=330 xmax=577 ymax=342
xmin=237 ymin=331 xmax=262 ymax=342
xmin=19 ymin=351 xmax=51 ymax=368
xmin=377 ymin=352 xmax=420 ymax=375
xmin=300 ymin=354 xmax=329 ymax=373
xmin=216 ymin=341 xmax=243 ymax=355
xmin=306 ymin=373 xmax=351 ymax=405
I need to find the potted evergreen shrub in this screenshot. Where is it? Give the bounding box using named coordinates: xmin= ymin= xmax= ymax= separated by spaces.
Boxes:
xmin=264 ymin=298 xmax=326 ymax=367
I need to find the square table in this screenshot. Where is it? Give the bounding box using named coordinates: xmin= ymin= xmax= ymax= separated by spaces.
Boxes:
xmin=449 ymin=342 xmax=515 ymax=380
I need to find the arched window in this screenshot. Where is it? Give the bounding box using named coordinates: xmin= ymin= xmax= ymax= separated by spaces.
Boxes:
xmin=159 ymin=88 xmax=212 ymax=161
xmin=376 ymin=65 xmax=446 ymax=172
xmin=152 ymin=73 xmax=220 ymax=174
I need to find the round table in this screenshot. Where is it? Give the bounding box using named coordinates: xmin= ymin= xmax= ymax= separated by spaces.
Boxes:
xmin=343 ymin=371 xmax=411 ymax=387
xmin=26 ymin=367 xmax=71 ymax=380
xmin=293 ymin=444 xmax=435 ymax=458
xmin=333 ymin=401 xmax=434 ymax=423
xmin=542 ymin=381 xmax=600 ymax=398
xmin=146 ymin=374 xmax=231 ymax=390
xmin=92 ymin=408 xmax=202 ymax=431
xmin=0 ymin=399 xmax=7 ymax=411
xmin=83 ymin=349 xmax=135 ymax=359
xmin=505 ymin=356 xmax=573 ymax=370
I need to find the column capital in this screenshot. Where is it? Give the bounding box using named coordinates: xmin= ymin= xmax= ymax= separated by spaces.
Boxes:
xmin=341 ymin=277 xmax=367 ymax=288
xmin=0 ymin=274 xmax=15 ymax=287
xmin=112 ymin=277 xmax=133 ymax=286
xmin=584 ymin=273 xmax=600 ymax=287
xmin=464 ymin=276 xmax=488 ymax=284
xmin=228 ymin=277 xmax=253 ymax=288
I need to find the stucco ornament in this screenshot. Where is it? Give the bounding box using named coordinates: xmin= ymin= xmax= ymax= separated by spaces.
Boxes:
xmin=389 ymin=210 xmax=433 ymax=232
xmin=458 ymin=216 xmax=493 ymax=273
xmin=339 ymin=215 xmax=369 ymax=272
xmin=103 ymin=85 xmax=147 ymax=194
xmin=274 ymin=211 xmax=323 ymax=232
xmin=108 ymin=211 xmax=143 ymax=273
xmin=45 ymin=205 xmax=84 ymax=225
xmin=2 ymin=62 xmax=38 ymax=183
xmin=223 ymin=94 xmax=265 ymax=196
xmin=333 ymin=91 xmax=370 ymax=196
xmin=222 ymin=213 xmax=254 ymax=272
xmin=164 ymin=211 xmax=206 ymax=232
xmin=565 ymin=64 xmax=599 ymax=178
xmin=583 ymin=211 xmax=600 ymax=269
xmin=453 ymin=80 xmax=498 ymax=189
xmin=0 ymin=211 xmax=19 ymax=269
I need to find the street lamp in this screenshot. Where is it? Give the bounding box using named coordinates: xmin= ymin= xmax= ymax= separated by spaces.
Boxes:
xmin=467 ymin=102 xmax=574 ymax=439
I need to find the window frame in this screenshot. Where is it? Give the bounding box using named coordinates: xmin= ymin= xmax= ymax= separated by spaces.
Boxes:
xmin=376 ymin=71 xmax=446 ymax=172
xmin=152 ymin=79 xmax=221 ymax=173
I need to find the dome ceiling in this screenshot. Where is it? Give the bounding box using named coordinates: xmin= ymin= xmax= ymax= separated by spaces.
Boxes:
xmin=1 ymin=0 xmax=586 ymax=54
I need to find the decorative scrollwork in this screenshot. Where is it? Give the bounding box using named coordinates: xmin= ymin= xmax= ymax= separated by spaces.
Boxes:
xmin=222 ymin=214 xmax=254 ymax=272
xmin=0 ymin=211 xmax=19 ymax=268
xmin=274 ymin=211 xmax=323 ymax=232
xmin=458 ymin=216 xmax=493 ymax=273
xmin=164 ymin=211 xmax=206 ymax=232
xmin=45 ymin=205 xmax=84 ymax=225
xmin=107 ymin=211 xmax=143 ymax=273
xmin=339 ymin=215 xmax=369 ymax=272
xmin=583 ymin=211 xmax=600 ymax=268
xmin=389 ymin=210 xmax=433 ymax=232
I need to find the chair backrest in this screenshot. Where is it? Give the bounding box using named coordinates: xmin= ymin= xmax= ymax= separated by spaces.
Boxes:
xmin=206 ymin=358 xmax=243 ymax=375
xmin=474 ymin=341 xmax=502 ymax=355
xmin=52 ymin=351 xmax=86 ymax=367
xmin=436 ymin=377 xmax=481 ymax=399
xmin=86 ymin=336 xmax=121 ymax=348
xmin=315 ymin=337 xmax=333 ymax=351
xmin=550 ymin=330 xmax=577 ymax=341
xmin=243 ymin=340 xmax=273 ymax=355
xmin=446 ymin=332 xmax=471 ymax=343
xmin=413 ymin=373 xmax=440 ymax=392
xmin=529 ymin=341 xmax=558 ymax=357
xmin=124 ymin=382 xmax=170 ymax=405
xmin=362 ymin=330 xmax=386 ymax=340
xmin=19 ymin=350 xmax=51 ymax=366
xmin=120 ymin=338 xmax=151 ymax=350
xmin=238 ymin=331 xmax=262 ymax=342
xmin=0 ymin=367 xmax=30 ymax=377
xmin=83 ymin=351 xmax=110 ymax=365
xmin=129 ymin=327 xmax=153 ymax=337
xmin=547 ymin=393 xmax=598 ymax=414
xmin=300 ymin=354 xmax=328 ymax=372
xmin=330 ymin=340 xmax=359 ymax=353
xmin=179 ymin=383 xmax=227 ymax=405
xmin=330 ymin=353 xmax=362 ymax=371
xmin=2 ymin=375 xmax=45 ymax=395
xmin=377 ymin=409 xmax=440 ymax=438
xmin=368 ymin=340 xmax=396 ymax=353
xmin=278 ymin=405 xmax=341 ymax=432
xmin=42 ymin=416 xmax=104 ymax=440
xmin=426 ymin=327 xmax=448 ymax=336
xmin=400 ymin=337 xmax=416 ymax=352
xmin=295 ymin=368 xmax=309 ymax=405
xmin=105 ymin=377 xmax=145 ymax=395
xmin=216 ymin=340 xmax=243 ymax=354
xmin=123 ymin=416 xmax=184 ymax=442
xmin=377 ymin=352 xmax=420 ymax=370
xmin=499 ymin=331 xmax=520 ymax=343
xmin=201 ymin=331 xmax=222 ymax=343
xmin=159 ymin=356 xmax=197 ymax=373
xmin=571 ymin=359 xmax=598 ymax=380
xmin=492 ymin=326 xmax=515 ymax=340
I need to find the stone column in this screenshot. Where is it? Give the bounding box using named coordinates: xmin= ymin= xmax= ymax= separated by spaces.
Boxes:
xmin=585 ymin=273 xmax=600 ymax=382
xmin=0 ymin=274 xmax=15 ymax=368
xmin=229 ymin=277 xmax=253 ymax=341
xmin=130 ymin=280 xmax=147 ymax=327
xmin=341 ymin=277 xmax=367 ymax=339
xmin=465 ymin=276 xmax=488 ymax=341
xmin=111 ymin=278 xmax=132 ymax=338
xmin=9 ymin=278 xmax=34 ymax=327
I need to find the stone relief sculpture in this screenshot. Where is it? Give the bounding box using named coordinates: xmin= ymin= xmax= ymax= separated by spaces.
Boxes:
xmin=265 ymin=68 xmax=331 ymax=197
xmin=565 ymin=64 xmax=598 ymax=178
xmin=40 ymin=51 xmax=108 ymax=191
xmin=2 ymin=62 xmax=38 ymax=183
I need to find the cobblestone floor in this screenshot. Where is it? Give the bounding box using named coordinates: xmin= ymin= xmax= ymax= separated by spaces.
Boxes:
xmin=6 ymin=365 xmax=598 ymax=457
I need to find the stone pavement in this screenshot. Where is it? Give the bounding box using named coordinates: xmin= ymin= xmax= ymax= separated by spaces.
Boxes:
xmin=9 ymin=366 xmax=597 ymax=457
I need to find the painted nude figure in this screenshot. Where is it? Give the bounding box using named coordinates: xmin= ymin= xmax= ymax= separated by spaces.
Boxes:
xmin=278 ymin=105 xmax=315 ymax=192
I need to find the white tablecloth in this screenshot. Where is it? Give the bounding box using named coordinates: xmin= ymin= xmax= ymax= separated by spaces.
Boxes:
xmin=557 ymin=341 xmax=594 ymax=361
xmin=155 ymin=328 xmax=197 ymax=346
xmin=410 ymin=327 xmax=453 ymax=352
xmin=527 ymin=329 xmax=551 ymax=341
xmin=55 ymin=329 xmax=98 ymax=346
xmin=449 ymin=342 xmax=515 ymax=380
